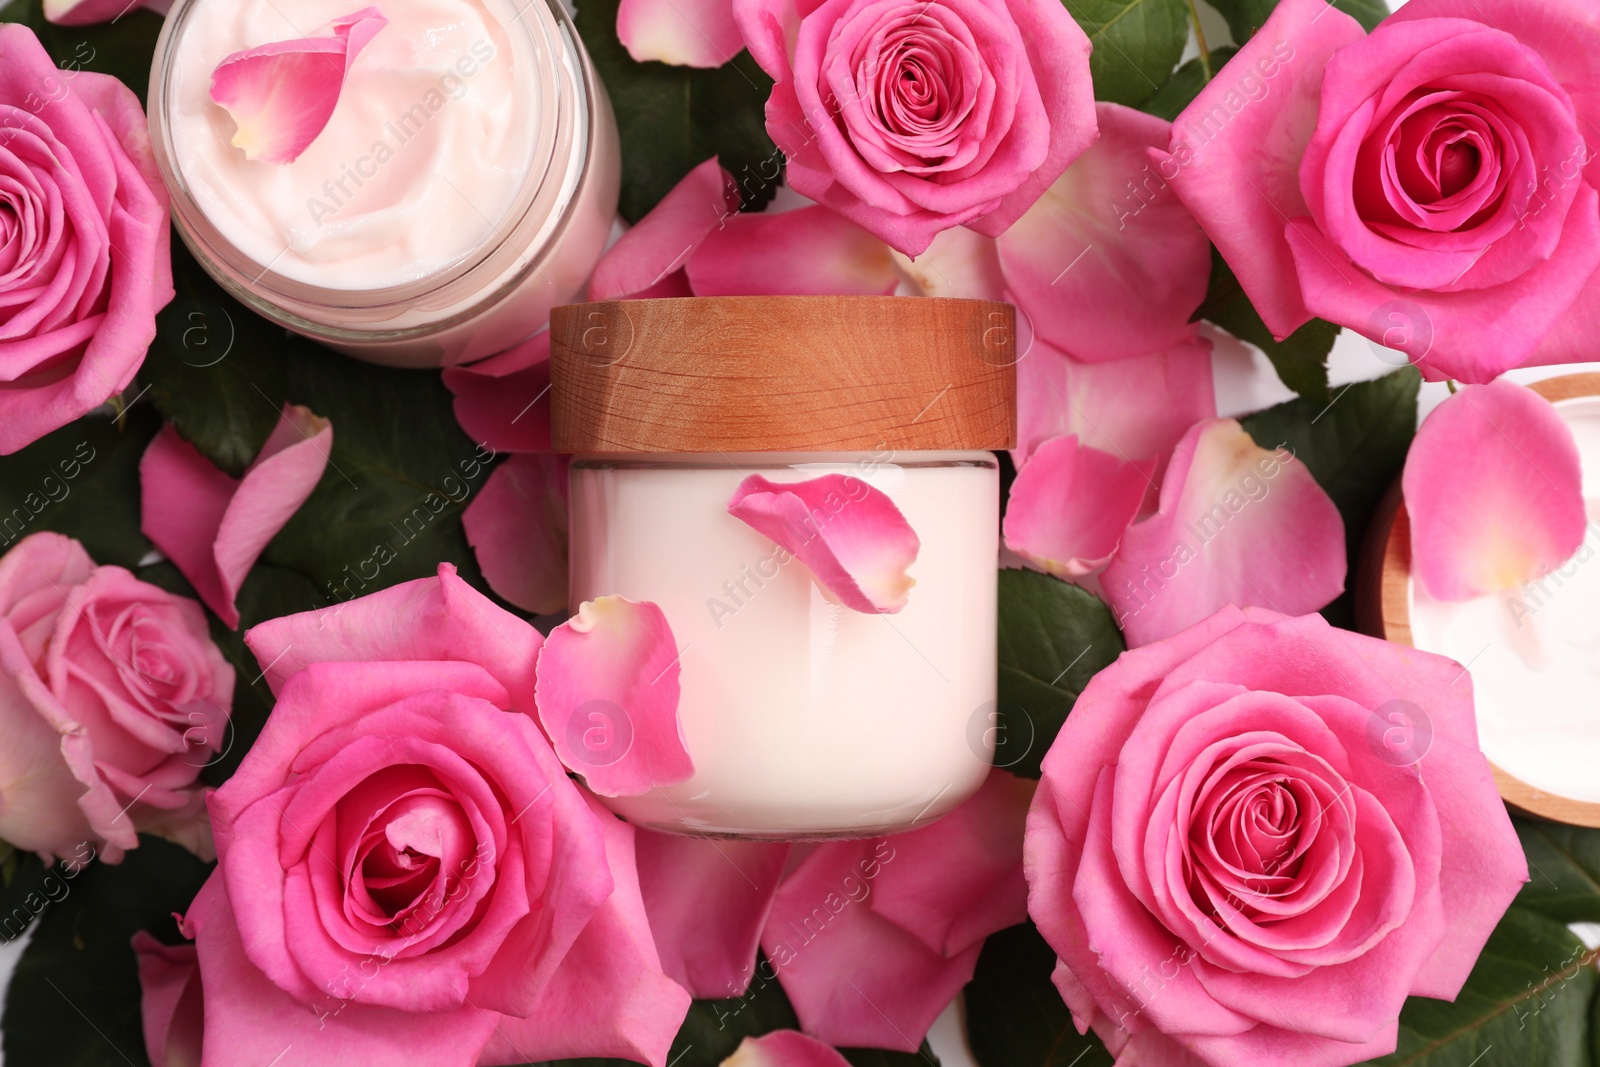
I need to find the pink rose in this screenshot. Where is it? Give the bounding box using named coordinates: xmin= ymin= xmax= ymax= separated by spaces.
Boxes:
xmin=733 ymin=0 xmax=1097 ymax=256
xmin=0 ymin=26 xmax=173 ymax=453
xmin=1025 ymin=606 xmax=1528 ymax=1066
xmin=0 ymin=533 xmax=231 ymax=864
xmin=181 ymin=565 xmax=688 ymax=1067
xmin=1161 ymin=0 xmax=1600 ymax=383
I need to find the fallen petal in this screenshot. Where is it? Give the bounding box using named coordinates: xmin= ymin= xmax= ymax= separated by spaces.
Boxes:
xmin=140 ymin=405 xmax=332 ymax=628
xmin=132 ymin=932 xmax=204 ymax=1067
xmin=1404 ymin=380 xmax=1587 ymax=599
xmin=535 ymin=596 xmax=694 ymax=796
xmin=727 ymin=474 xmax=920 ymax=613
xmin=441 ymin=333 xmax=552 ymax=454
xmin=1101 ymin=419 xmax=1346 ymax=646
xmin=617 ymin=0 xmax=745 ymax=68
xmin=589 ymin=157 xmax=739 ymax=300
xmin=1004 ymin=435 xmax=1155 ymax=578
xmin=891 ymin=225 xmax=1006 ymax=300
xmin=209 ymin=8 xmax=388 ymax=165
xmin=723 ymin=1031 xmax=853 ymax=1067
xmin=462 ymin=453 xmax=568 ymax=615
xmin=688 ymin=206 xmax=900 ymax=296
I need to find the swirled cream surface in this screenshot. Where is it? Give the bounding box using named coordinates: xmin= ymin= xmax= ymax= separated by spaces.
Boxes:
xmin=168 ymin=0 xmax=537 ymax=289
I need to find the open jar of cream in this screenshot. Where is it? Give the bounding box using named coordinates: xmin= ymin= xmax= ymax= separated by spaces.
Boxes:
xmin=148 ymin=0 xmax=619 ymax=367
xmin=550 ymin=296 xmax=1016 ymax=838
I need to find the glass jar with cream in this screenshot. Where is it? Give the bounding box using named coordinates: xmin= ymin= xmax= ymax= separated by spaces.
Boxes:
xmin=148 ymin=0 xmax=619 ymax=367
xmin=551 ymin=296 xmax=1017 ymax=838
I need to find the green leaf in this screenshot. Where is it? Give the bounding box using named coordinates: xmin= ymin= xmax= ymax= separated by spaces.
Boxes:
xmin=3 ymin=836 xmax=211 ymax=1067
xmin=1357 ymin=907 xmax=1598 ymax=1067
xmin=997 ymin=569 xmax=1125 ymax=779
xmin=1332 ymin=0 xmax=1388 ymax=33
xmin=143 ymin=243 xmax=290 ymax=477
xmin=1140 ymin=47 xmax=1239 ymax=122
xmin=0 ymin=404 xmax=159 ymax=570
xmin=0 ymin=0 xmax=164 ymax=104
xmin=967 ymin=923 xmax=1113 ymax=1067
xmin=1204 ymin=0 xmax=1387 ymax=42
xmin=1065 ymin=0 xmax=1190 ymax=108
xmin=575 ymin=0 xmax=778 ymax=222
xmin=1513 ymin=818 xmax=1600 ymax=925
xmin=1200 ymin=250 xmax=1336 ymax=401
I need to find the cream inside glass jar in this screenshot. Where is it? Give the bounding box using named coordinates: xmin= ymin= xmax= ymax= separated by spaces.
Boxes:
xmin=551 ymin=296 xmax=1018 ymax=838
xmin=148 ymin=0 xmax=619 ymax=367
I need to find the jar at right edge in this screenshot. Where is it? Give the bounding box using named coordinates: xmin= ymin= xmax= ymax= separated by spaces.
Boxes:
xmin=551 ymin=296 xmax=1018 ymax=839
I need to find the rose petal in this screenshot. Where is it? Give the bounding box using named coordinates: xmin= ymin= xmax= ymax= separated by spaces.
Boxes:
xmin=727 ymin=473 xmax=920 ymax=613
xmin=1403 ymin=379 xmax=1586 ymax=599
xmin=141 ymin=405 xmax=331 ymax=629
xmin=999 ymin=103 xmax=1211 ymax=363
xmin=589 ymin=157 xmax=739 ymax=301
xmin=1003 ymin=435 xmax=1155 ymax=578
xmin=132 ymin=932 xmax=204 ymax=1067
xmin=1015 ymin=334 xmax=1216 ymax=471
xmin=442 ymin=334 xmax=552 ymax=454
xmin=891 ymin=225 xmax=1006 ymax=300
xmin=1101 ymin=420 xmax=1346 ymax=647
xmin=687 ymin=205 xmax=900 ymax=296
xmin=42 ymin=0 xmax=153 ymax=25
xmin=635 ymin=831 xmax=791 ymax=998
xmin=534 ymin=596 xmax=694 ymax=797
xmin=209 ymin=8 xmax=388 ymax=165
xmin=462 ymin=454 xmax=568 ymax=615
xmin=722 ymin=1031 xmax=853 ymax=1067
xmin=617 ymin=0 xmax=746 ymax=67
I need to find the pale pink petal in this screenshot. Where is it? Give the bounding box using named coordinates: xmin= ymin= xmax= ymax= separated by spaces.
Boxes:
xmin=476 ymin=793 xmax=691 ymax=1067
xmin=635 ymin=830 xmax=791 ymax=998
xmin=209 ymin=8 xmax=388 ymax=165
xmin=534 ymin=596 xmax=694 ymax=796
xmin=1004 ymin=436 xmax=1154 ymax=578
xmin=1000 ymin=104 xmax=1210 ymax=362
xmin=1403 ymin=380 xmax=1586 ymax=600
xmin=723 ymin=1031 xmax=853 ymax=1067
xmin=140 ymin=405 xmax=331 ymax=628
xmin=727 ymin=473 xmax=920 ymax=613
xmin=688 ymin=205 xmax=900 ymax=296
xmin=617 ymin=0 xmax=745 ymax=68
xmin=442 ymin=334 xmax=552 ymax=454
xmin=1015 ymin=335 xmax=1216 ymax=470
xmin=589 ymin=157 xmax=739 ymax=300
xmin=869 ymin=770 xmax=1034 ymax=956
xmin=1101 ymin=419 xmax=1346 ymax=647
xmin=132 ymin=932 xmax=203 ymax=1067
xmin=1159 ymin=0 xmax=1367 ymax=339
xmin=42 ymin=0 xmax=155 ymax=25
xmin=462 ymin=454 xmax=568 ymax=615
xmin=892 ymin=225 xmax=1005 ymax=300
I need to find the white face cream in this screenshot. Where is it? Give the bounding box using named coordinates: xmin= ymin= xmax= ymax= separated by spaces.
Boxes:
xmin=1409 ymin=395 xmax=1600 ymax=803
xmin=167 ymin=0 xmax=538 ymax=289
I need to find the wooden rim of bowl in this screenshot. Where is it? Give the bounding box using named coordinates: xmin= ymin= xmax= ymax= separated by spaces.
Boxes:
xmin=548 ymin=296 xmax=1017 ymax=453
xmin=1362 ymin=373 xmax=1600 ymax=827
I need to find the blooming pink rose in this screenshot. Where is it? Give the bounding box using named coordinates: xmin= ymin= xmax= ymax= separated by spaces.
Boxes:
xmin=0 ymin=533 xmax=231 ymax=864
xmin=1025 ymin=606 xmax=1528 ymax=1066
xmin=1160 ymin=0 xmax=1600 ymax=383
xmin=0 ymin=26 xmax=173 ymax=453
xmin=733 ymin=0 xmax=1097 ymax=256
xmin=190 ymin=565 xmax=688 ymax=1067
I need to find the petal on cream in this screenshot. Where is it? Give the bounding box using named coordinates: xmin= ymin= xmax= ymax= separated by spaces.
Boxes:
xmin=589 ymin=157 xmax=740 ymax=300
xmin=687 ymin=205 xmax=901 ymax=296
xmin=999 ymin=103 xmax=1211 ymax=363
xmin=722 ymin=1031 xmax=854 ymax=1067
xmin=1101 ymin=420 xmax=1346 ymax=648
xmin=617 ymin=0 xmax=745 ymax=68
xmin=727 ymin=473 xmax=920 ymax=614
xmin=140 ymin=405 xmax=332 ymax=629
xmin=462 ymin=454 xmax=568 ymax=616
xmin=635 ymin=830 xmax=791 ymax=998
xmin=1403 ymin=380 xmax=1586 ymax=600
xmin=132 ymin=931 xmax=204 ymax=1067
xmin=1003 ymin=435 xmax=1155 ymax=578
xmin=534 ymin=597 xmax=694 ymax=797
xmin=208 ymin=8 xmax=389 ymax=165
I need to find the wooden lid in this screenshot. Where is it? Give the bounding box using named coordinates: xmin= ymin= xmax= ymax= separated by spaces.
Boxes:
xmin=1360 ymin=373 xmax=1600 ymax=828
xmin=549 ymin=296 xmax=1016 ymax=453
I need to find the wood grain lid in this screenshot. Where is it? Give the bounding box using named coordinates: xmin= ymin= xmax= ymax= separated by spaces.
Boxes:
xmin=549 ymin=296 xmax=1017 ymax=453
